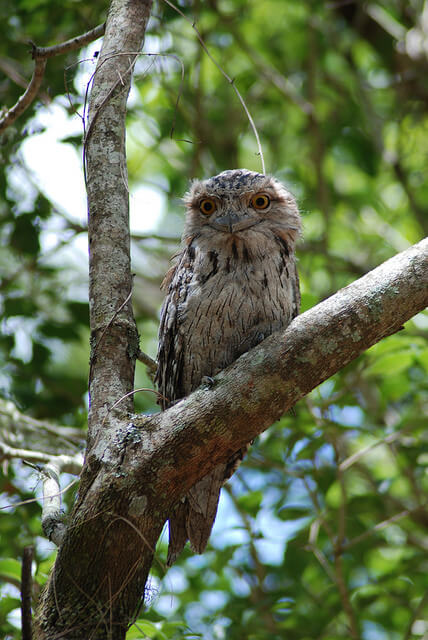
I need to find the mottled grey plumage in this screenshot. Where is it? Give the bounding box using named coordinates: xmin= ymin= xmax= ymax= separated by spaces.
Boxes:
xmin=156 ymin=169 xmax=301 ymax=565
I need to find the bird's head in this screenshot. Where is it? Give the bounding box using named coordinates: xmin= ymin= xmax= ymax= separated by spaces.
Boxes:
xmin=183 ymin=169 xmax=301 ymax=246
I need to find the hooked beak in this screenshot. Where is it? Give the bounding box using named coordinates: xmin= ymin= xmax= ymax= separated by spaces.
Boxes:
xmin=209 ymin=212 xmax=259 ymax=233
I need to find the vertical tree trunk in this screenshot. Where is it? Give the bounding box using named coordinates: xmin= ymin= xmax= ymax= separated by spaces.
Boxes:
xmin=34 ymin=2 xmax=154 ymax=638
xmin=84 ymin=0 xmax=148 ymax=467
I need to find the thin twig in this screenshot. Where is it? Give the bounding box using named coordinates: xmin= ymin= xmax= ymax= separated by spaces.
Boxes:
xmin=343 ymin=505 xmax=426 ymax=551
xmin=0 ymin=398 xmax=83 ymax=446
xmin=82 ymin=51 xmax=187 ymax=178
xmin=333 ymin=443 xmax=360 ymax=640
xmin=0 ymin=56 xmax=30 ymax=89
xmin=0 ymin=441 xmax=83 ymax=475
xmin=0 ymin=58 xmax=46 ymax=134
xmin=0 ymin=56 xmax=51 ymax=105
xmin=31 ymin=23 xmax=105 ymax=59
xmin=108 ymin=513 xmax=167 ymax=573
xmin=0 ymin=478 xmax=78 ymax=511
xmin=334 ymin=443 xmax=347 ymax=547
xmin=224 ymin=485 xmax=279 ymax=634
xmin=306 ymin=520 xmax=337 ymax=583
xmin=131 ymin=231 xmax=180 ymax=242
xmin=404 ymin=588 xmax=428 ymax=640
xmin=163 ymin=0 xmax=265 ymax=173
xmin=339 ymin=429 xmax=406 ymax=471
xmin=108 ymin=387 xmax=165 ymax=413
xmin=0 ymin=24 xmax=105 ymax=134
xmin=137 ymin=351 xmax=158 ymax=377
xmin=334 ymin=551 xmax=360 ymax=639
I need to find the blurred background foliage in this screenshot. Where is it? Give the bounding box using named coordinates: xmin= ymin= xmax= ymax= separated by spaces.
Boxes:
xmin=0 ymin=0 xmax=427 ymax=638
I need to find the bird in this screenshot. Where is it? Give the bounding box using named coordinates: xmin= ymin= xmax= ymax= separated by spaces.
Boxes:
xmin=155 ymin=168 xmax=301 ymax=566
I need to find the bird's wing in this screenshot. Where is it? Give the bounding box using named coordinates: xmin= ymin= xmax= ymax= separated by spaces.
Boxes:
xmin=155 ymin=245 xmax=195 ymax=409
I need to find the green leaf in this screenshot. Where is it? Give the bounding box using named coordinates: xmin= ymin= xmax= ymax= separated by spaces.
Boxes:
xmin=10 ymin=214 xmax=40 ymax=255
xmin=417 ymin=347 xmax=428 ymax=373
xmin=278 ymin=505 xmax=313 ymax=521
xmin=366 ymin=351 xmax=414 ymax=376
xmin=0 ymin=558 xmax=22 ymax=587
xmin=236 ymin=490 xmax=263 ymax=516
xmin=127 ymin=620 xmax=168 ymax=639
xmin=3 ymin=297 xmax=38 ymax=317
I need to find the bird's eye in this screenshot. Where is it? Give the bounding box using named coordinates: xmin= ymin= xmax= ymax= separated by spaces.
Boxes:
xmin=199 ymin=198 xmax=217 ymax=215
xmin=251 ymin=194 xmax=270 ymax=210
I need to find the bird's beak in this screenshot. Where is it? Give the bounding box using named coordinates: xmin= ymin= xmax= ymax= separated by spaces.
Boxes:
xmin=210 ymin=212 xmax=259 ymax=233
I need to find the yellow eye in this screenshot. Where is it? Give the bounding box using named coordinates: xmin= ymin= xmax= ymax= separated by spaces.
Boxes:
xmin=199 ymin=198 xmax=217 ymax=215
xmin=251 ymin=194 xmax=270 ymax=210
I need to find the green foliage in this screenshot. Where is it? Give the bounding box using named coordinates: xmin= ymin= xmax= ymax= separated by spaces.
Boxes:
xmin=0 ymin=0 xmax=427 ymax=638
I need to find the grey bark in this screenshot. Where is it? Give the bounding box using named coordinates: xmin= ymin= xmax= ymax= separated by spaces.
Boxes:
xmin=34 ymin=0 xmax=152 ymax=638
xmin=84 ymin=0 xmax=148 ymax=456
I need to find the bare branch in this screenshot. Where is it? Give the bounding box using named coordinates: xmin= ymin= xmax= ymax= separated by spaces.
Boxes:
xmin=339 ymin=429 xmax=407 ymax=471
xmin=0 ymin=439 xmax=82 ymax=546
xmin=404 ymin=589 xmax=428 ymax=640
xmin=0 ymin=23 xmax=105 ymax=134
xmin=0 ymin=57 xmax=46 ymax=134
xmin=333 ymin=444 xmax=360 ymax=640
xmin=344 ymin=505 xmax=426 ymax=551
xmin=31 ymin=23 xmax=105 ymax=59
xmin=137 ymin=350 xmax=158 ymax=378
xmin=0 ymin=440 xmax=83 ymax=475
xmin=0 ymin=398 xmax=82 ymax=446
xmin=128 ymin=238 xmax=428 ymax=502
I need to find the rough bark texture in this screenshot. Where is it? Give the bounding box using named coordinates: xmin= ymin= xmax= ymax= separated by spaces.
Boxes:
xmin=84 ymin=0 xmax=151 ymax=459
xmin=34 ymin=0 xmax=153 ymax=638
xmin=34 ymin=234 xmax=427 ymax=639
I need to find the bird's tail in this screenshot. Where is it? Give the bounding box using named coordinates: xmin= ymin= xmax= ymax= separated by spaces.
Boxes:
xmin=166 ymin=445 xmax=250 ymax=566
xmin=166 ymin=464 xmax=226 ymax=566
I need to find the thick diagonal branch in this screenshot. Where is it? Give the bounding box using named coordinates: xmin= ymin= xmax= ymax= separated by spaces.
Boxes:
xmin=35 ymin=238 xmax=427 ymax=640
xmin=127 ymin=237 xmax=428 ymax=491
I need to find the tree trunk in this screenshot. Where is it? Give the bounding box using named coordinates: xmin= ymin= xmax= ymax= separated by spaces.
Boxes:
xmin=34 ymin=0 xmax=153 ymax=638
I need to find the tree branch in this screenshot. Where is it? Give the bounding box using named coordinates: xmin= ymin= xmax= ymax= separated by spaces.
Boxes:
xmin=136 ymin=351 xmax=158 ymax=379
xmin=0 ymin=439 xmax=82 ymax=546
xmin=127 ymin=238 xmax=427 ymax=495
xmin=34 ymin=237 xmax=428 ymax=639
xmin=0 ymin=398 xmax=83 ymax=454
xmin=0 ymin=57 xmax=46 ymax=134
xmin=0 ymin=23 xmax=105 ymax=134
xmin=83 ymin=0 xmax=152 ymax=467
xmin=31 ymin=23 xmax=105 ymax=59
xmin=0 ymin=441 xmax=83 ymax=474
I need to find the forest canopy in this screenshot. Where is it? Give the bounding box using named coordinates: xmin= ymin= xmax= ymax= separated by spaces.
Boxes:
xmin=0 ymin=1 xmax=427 ymax=639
